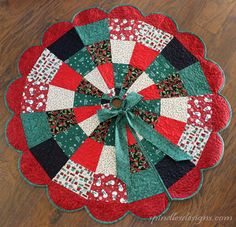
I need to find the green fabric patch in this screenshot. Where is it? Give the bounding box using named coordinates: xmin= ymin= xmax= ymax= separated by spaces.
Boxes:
xmin=75 ymin=19 xmax=110 ymax=45
xmin=54 ymin=125 xmax=87 ymax=157
xmin=134 ymin=99 xmax=160 ymax=115
xmin=21 ymin=112 xmax=52 ymax=148
xmin=178 ymin=62 xmax=212 ymax=96
xmin=113 ymin=63 xmax=129 ymax=89
xmin=127 ymin=168 xmax=165 ymax=202
xmin=141 ymin=139 xmax=166 ymax=165
xmin=65 ymin=47 xmax=96 ymax=76
xmin=74 ymin=92 xmax=101 ymax=107
xmin=145 ymin=54 xmax=176 ymax=83
xmin=104 ymin=119 xmax=116 ymax=146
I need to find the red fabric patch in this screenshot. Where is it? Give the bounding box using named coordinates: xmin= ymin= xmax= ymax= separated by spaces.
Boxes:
xmin=211 ymin=94 xmax=231 ymax=132
xmin=42 ymin=22 xmax=74 ymax=47
xmin=97 ymin=63 xmax=114 ymax=89
xmin=197 ymin=132 xmax=223 ymax=169
xmin=200 ymin=60 xmax=225 ymax=94
xmin=154 ymin=116 xmax=186 ymax=145
xmin=130 ymin=43 xmax=159 ymax=70
xmin=168 ymin=167 xmax=201 ymax=198
xmin=18 ymin=46 xmax=44 ymax=77
xmin=73 ymin=8 xmax=107 ymax=26
xmin=129 ymin=192 xmax=169 ymax=218
xmin=48 ymin=181 xmax=86 ymax=210
xmin=109 ymin=6 xmax=144 ymax=20
xmin=138 ymin=84 xmax=160 ymax=100
xmin=71 ymin=138 xmax=104 ymax=172
xmin=50 ymin=63 xmax=83 ymax=91
xmin=175 ymin=32 xmax=205 ymax=60
xmin=126 ymin=126 xmax=136 ymax=146
xmin=6 ymin=77 xmax=25 ymax=114
xmin=145 ymin=14 xmax=177 ymax=36
xmin=21 ymin=150 xmax=51 ymax=185
xmin=73 ymin=106 xmax=101 ymax=123
xmin=87 ymin=200 xmax=128 ymax=222
xmin=7 ymin=115 xmax=28 ymax=152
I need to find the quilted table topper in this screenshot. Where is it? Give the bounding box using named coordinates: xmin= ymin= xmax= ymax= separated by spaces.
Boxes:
xmin=6 ymin=5 xmax=231 ymax=223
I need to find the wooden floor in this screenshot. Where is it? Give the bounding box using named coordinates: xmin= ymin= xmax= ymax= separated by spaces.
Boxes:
xmin=0 ymin=0 xmax=235 ymax=226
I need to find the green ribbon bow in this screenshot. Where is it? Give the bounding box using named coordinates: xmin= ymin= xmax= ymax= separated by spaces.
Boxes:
xmin=97 ymin=92 xmax=191 ymax=198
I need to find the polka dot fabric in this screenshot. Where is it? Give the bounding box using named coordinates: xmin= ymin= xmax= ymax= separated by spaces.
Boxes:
xmin=6 ymin=6 xmax=231 ymax=223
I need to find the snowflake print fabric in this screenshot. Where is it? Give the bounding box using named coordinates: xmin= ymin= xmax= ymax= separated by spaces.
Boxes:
xmin=5 ymin=5 xmax=231 ymax=224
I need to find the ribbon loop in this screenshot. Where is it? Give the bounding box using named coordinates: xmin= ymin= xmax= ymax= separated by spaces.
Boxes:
xmin=123 ymin=92 xmax=143 ymax=111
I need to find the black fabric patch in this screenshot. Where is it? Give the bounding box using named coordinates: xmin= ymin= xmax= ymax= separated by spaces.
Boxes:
xmin=47 ymin=28 xmax=84 ymax=61
xmin=30 ymin=138 xmax=68 ymax=179
xmin=115 ymin=88 xmax=121 ymax=96
xmin=101 ymin=99 xmax=110 ymax=104
xmin=161 ymin=38 xmax=198 ymax=70
xmin=155 ymin=156 xmax=195 ymax=188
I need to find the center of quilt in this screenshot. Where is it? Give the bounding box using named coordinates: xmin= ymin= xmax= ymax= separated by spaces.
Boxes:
xmin=111 ymin=97 xmax=123 ymax=109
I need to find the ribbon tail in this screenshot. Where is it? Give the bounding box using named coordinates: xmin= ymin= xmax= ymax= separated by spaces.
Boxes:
xmin=126 ymin=112 xmax=192 ymax=161
xmin=115 ymin=118 xmax=132 ymax=187
xmin=128 ymin=125 xmax=173 ymax=201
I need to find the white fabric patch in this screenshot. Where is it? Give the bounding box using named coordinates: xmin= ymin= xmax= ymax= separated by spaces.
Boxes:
xmin=160 ymin=97 xmax=189 ymax=122
xmin=84 ymin=67 xmax=110 ymax=94
xmin=178 ymin=125 xmax=211 ymax=165
xmin=78 ymin=114 xmax=100 ymax=136
xmin=137 ymin=22 xmax=173 ymax=52
xmin=46 ymin=85 xmax=75 ymax=111
xmin=110 ymin=40 xmax=135 ymax=64
xmin=126 ymin=72 xmax=154 ymax=94
xmin=28 ymin=48 xmax=62 ymax=84
xmin=52 ymin=160 xmax=94 ymax=199
xmin=96 ymin=146 xmax=116 ymax=176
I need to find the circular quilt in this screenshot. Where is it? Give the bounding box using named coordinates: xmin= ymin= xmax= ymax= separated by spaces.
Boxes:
xmin=6 ymin=5 xmax=231 ymax=223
